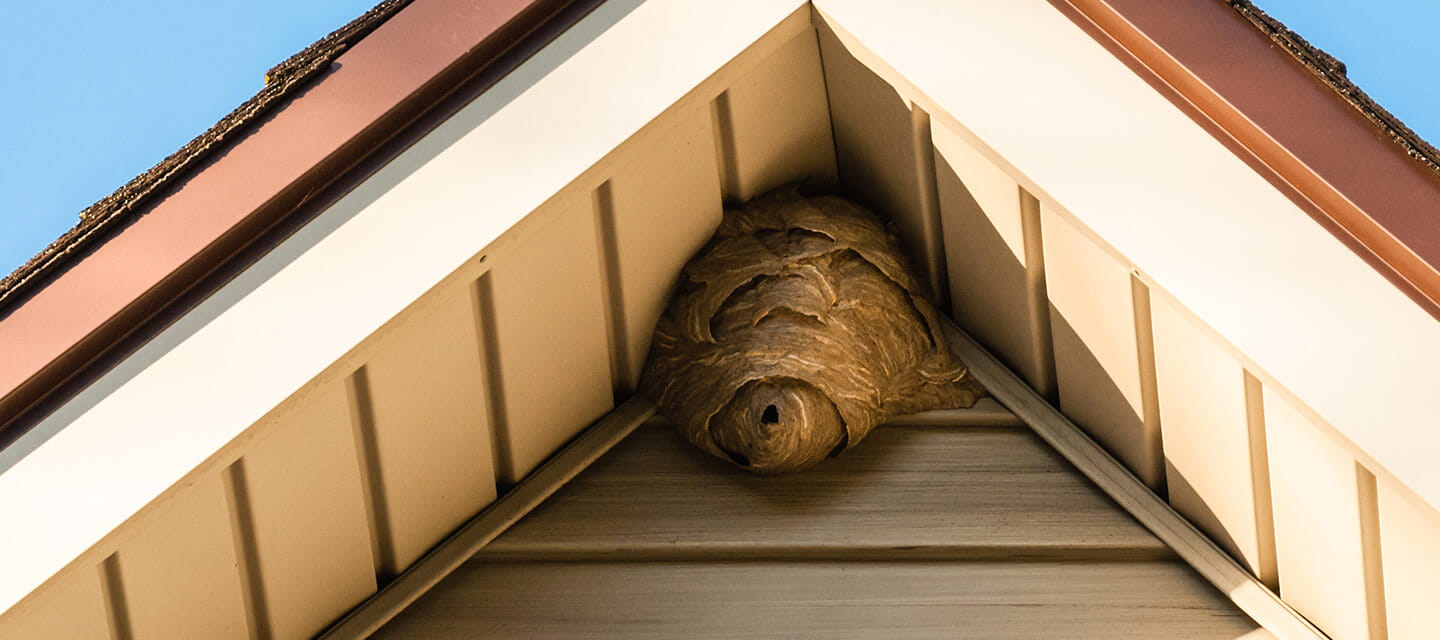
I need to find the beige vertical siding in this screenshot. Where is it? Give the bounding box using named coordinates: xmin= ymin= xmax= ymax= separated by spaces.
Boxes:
xmin=1041 ymin=209 xmax=1161 ymax=489
xmin=483 ymin=203 xmax=615 ymax=484
xmin=1265 ymin=387 xmax=1373 ymax=640
xmin=0 ymin=568 xmax=110 ymax=639
xmin=360 ymin=287 xmax=498 ymax=573
xmin=929 ymin=124 xmax=1048 ymax=390
xmin=721 ymin=32 xmax=838 ymax=202
xmin=240 ymin=385 xmax=377 ymax=639
xmin=116 ymin=477 xmax=248 ymax=639
xmin=1151 ymin=295 xmax=1271 ymax=578
xmin=603 ymin=109 xmax=725 ymax=393
xmin=819 ymin=26 xmax=944 ymax=298
xmin=1378 ymin=479 xmax=1440 ymax=640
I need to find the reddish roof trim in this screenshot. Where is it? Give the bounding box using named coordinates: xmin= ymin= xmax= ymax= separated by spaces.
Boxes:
xmin=1052 ymin=0 xmax=1440 ymax=320
xmin=0 ymin=0 xmax=583 ymax=440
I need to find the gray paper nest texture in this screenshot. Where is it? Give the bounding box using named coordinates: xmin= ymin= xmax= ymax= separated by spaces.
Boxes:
xmin=639 ymin=188 xmax=985 ymax=474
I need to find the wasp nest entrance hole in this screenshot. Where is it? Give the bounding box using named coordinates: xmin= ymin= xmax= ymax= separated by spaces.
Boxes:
xmin=761 ymin=405 xmax=780 ymax=424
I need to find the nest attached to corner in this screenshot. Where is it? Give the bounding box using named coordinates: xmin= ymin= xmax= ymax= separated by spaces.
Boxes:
xmin=640 ymin=187 xmax=984 ymax=474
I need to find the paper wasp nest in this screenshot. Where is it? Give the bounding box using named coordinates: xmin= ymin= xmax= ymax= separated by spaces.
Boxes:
xmin=639 ymin=188 xmax=985 ymax=474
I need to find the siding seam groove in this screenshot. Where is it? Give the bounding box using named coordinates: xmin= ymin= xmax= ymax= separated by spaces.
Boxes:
xmin=222 ymin=460 xmax=270 ymax=640
xmin=1019 ymin=188 xmax=1057 ymax=401
xmin=1356 ymin=464 xmax=1389 ymax=640
xmin=346 ymin=367 xmax=398 ymax=582
xmin=1129 ymin=274 xmax=1165 ymax=491
xmin=98 ymin=554 xmax=133 ymax=640
xmin=475 ymin=273 xmax=515 ymax=489
xmin=709 ymin=90 xmax=741 ymax=204
xmin=909 ymin=105 xmax=950 ymax=309
xmin=591 ymin=181 xmax=631 ymax=394
xmin=1242 ymin=370 xmax=1279 ymax=590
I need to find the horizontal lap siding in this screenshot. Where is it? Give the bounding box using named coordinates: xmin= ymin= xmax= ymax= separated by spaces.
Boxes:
xmin=483 ymin=424 xmax=1169 ymax=556
xmin=380 ymin=561 xmax=1259 ymax=638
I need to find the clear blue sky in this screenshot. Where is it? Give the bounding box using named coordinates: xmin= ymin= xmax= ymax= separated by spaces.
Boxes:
xmin=1 ymin=1 xmax=1437 ymax=276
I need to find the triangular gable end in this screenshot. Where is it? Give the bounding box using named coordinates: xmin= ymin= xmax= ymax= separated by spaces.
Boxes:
xmin=2 ymin=2 xmax=1437 ymax=639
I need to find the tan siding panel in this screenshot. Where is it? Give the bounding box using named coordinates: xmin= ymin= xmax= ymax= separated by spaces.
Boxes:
xmin=1041 ymin=209 xmax=1158 ymax=487
xmin=117 ymin=477 xmax=248 ymax=639
xmin=0 ymin=569 xmax=110 ymax=639
xmin=930 ymin=123 xmax=1044 ymax=390
xmin=1266 ymin=388 xmax=1371 ymax=640
xmin=1378 ymin=479 xmax=1440 ymax=640
xmin=243 ymin=385 xmax=376 ymax=640
xmin=1151 ymin=295 xmax=1267 ymax=575
xmin=364 ymin=288 xmax=497 ymax=571
xmin=818 ymin=27 xmax=937 ymax=288
xmin=606 ymin=109 xmax=724 ymax=392
xmin=725 ymin=31 xmax=838 ymax=201
xmin=487 ymin=205 xmax=614 ymax=482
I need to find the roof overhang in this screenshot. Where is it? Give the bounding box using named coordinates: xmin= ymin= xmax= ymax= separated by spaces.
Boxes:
xmin=3 ymin=1 xmax=1439 ymax=638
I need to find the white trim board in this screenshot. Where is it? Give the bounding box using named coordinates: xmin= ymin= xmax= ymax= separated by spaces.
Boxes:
xmin=0 ymin=0 xmax=805 ymax=614
xmin=814 ymin=0 xmax=1440 ymax=514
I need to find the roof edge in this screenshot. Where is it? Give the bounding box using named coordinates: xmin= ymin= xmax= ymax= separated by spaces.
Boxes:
xmin=0 ymin=0 xmax=413 ymax=310
xmin=1225 ymin=0 xmax=1440 ymax=177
